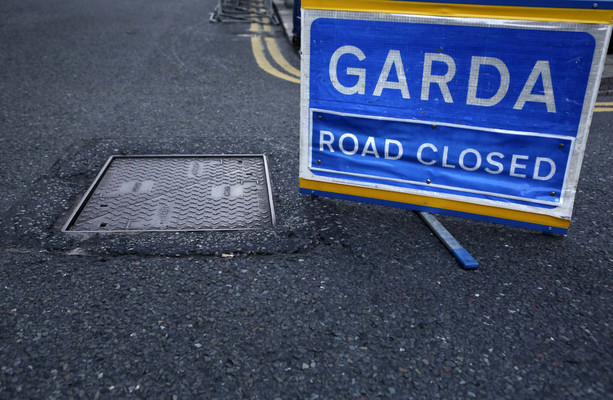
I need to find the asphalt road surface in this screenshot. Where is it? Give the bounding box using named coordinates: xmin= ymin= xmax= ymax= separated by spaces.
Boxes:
xmin=1 ymin=0 xmax=612 ymax=398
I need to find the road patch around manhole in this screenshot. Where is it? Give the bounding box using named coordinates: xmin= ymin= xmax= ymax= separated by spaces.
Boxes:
xmin=63 ymin=155 xmax=275 ymax=232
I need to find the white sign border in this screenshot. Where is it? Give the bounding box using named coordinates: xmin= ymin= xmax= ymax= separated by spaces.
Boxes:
xmin=299 ymin=9 xmax=612 ymax=220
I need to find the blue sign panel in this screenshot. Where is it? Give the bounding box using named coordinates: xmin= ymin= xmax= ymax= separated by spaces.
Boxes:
xmin=310 ymin=110 xmax=572 ymax=205
xmin=301 ymin=9 xmax=611 ymax=233
xmin=309 ymin=18 xmax=595 ymax=138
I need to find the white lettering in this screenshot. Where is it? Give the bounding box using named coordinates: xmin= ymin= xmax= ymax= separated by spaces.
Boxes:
xmin=414 ymin=145 xmax=554 ymax=181
xmin=421 ymin=53 xmax=456 ymax=103
xmin=385 ymin=139 xmax=403 ymax=160
xmin=513 ymin=60 xmax=556 ymax=113
xmin=373 ymin=50 xmax=410 ymax=98
xmin=319 ymin=130 xmax=335 ymax=152
xmin=328 ymin=46 xmax=560 ymax=116
xmin=533 ymin=157 xmax=556 ymax=181
xmin=459 ymin=148 xmax=482 ymax=171
xmin=466 ymin=56 xmax=510 ymax=107
xmin=329 ymin=45 xmax=366 ymax=95
xmin=417 ymin=143 xmax=437 ymax=165
xmin=361 ymin=136 xmax=380 ymax=158
xmin=442 ymin=146 xmax=455 ymax=168
xmin=510 ymin=154 xmax=529 ymax=178
xmin=485 ymin=152 xmax=504 ymax=174
xmin=339 ymin=133 xmax=359 ymax=155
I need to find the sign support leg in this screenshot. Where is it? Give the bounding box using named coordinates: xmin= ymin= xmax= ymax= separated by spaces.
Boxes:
xmin=418 ymin=212 xmax=479 ymax=269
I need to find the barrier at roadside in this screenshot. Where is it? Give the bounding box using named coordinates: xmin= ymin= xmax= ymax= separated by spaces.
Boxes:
xmin=211 ymin=0 xmax=278 ymax=24
xmin=298 ymin=0 xmax=613 ymax=234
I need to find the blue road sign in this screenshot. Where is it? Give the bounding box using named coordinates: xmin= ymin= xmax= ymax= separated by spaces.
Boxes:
xmin=309 ymin=18 xmax=594 ymax=137
xmin=299 ymin=9 xmax=612 ymax=232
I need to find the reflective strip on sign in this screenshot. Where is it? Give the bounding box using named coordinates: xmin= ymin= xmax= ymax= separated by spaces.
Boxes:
xmin=301 ymin=0 xmax=613 ymax=24
xmin=299 ymin=178 xmax=572 ymax=230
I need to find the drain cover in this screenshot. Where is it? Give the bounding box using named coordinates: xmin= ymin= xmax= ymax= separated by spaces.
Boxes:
xmin=63 ymin=155 xmax=275 ymax=232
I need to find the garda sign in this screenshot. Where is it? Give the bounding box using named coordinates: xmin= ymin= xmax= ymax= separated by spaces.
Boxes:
xmin=299 ymin=8 xmax=612 ymax=234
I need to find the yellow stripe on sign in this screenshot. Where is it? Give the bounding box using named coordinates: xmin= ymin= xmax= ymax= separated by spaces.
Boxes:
xmin=299 ymin=178 xmax=571 ymax=229
xmin=250 ymin=23 xmax=300 ymax=84
xmin=594 ymin=107 xmax=613 ymax=112
xmin=301 ymin=0 xmax=613 ymax=24
xmin=595 ymin=102 xmax=613 ymax=105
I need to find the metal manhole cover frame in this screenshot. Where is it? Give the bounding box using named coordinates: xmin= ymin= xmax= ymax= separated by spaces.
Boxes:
xmin=62 ymin=154 xmax=276 ymax=233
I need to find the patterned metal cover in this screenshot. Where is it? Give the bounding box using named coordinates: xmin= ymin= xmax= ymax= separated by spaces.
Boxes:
xmin=63 ymin=155 xmax=275 ymax=232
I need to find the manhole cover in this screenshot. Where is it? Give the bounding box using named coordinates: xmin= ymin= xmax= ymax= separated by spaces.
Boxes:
xmin=63 ymin=155 xmax=275 ymax=232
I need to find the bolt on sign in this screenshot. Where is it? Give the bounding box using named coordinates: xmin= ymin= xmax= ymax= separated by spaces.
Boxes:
xmin=298 ymin=0 xmax=613 ymax=234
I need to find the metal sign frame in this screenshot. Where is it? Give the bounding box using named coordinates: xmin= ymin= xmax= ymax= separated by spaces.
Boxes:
xmin=298 ymin=6 xmax=612 ymax=234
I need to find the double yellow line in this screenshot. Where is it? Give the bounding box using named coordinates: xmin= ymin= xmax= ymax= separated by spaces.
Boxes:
xmin=250 ymin=22 xmax=300 ymax=84
xmin=594 ymin=102 xmax=613 ymax=112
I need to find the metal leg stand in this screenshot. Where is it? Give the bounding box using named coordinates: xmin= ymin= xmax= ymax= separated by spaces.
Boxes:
xmin=418 ymin=211 xmax=479 ymax=269
xmin=210 ymin=0 xmax=279 ymax=24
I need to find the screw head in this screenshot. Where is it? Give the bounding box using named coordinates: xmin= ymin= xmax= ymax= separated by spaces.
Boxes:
xmin=426 ymin=179 xmax=431 ymax=184
xmin=559 ymin=143 xmax=565 ymax=149
xmin=550 ymin=191 xmax=556 ymax=197
xmin=317 ymin=115 xmax=322 ymax=120
xmin=316 ymin=159 xmax=321 ymax=165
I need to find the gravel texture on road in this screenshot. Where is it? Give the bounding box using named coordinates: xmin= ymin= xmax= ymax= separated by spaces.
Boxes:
xmin=1 ymin=0 xmax=612 ymax=398
xmin=2 ymin=246 xmax=611 ymax=399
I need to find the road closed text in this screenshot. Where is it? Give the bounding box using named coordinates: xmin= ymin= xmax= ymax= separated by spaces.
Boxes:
xmin=318 ymin=130 xmax=558 ymax=181
xmin=310 ymin=111 xmax=571 ymax=202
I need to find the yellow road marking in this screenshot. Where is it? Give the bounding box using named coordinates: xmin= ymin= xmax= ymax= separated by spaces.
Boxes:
xmin=264 ymin=37 xmax=301 ymax=77
xmin=595 ymin=102 xmax=613 ymax=112
xmin=260 ymin=23 xmax=272 ymax=33
xmin=251 ymin=34 xmax=300 ymax=83
xmin=250 ymin=22 xmax=300 ymax=84
xmin=256 ymin=21 xmax=300 ymax=77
